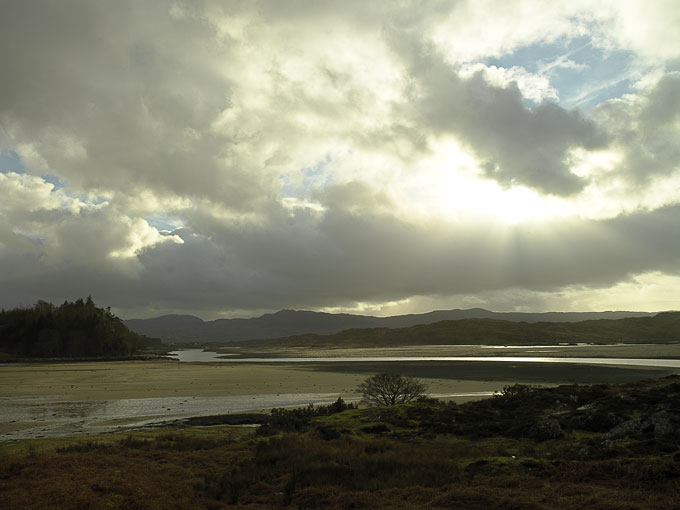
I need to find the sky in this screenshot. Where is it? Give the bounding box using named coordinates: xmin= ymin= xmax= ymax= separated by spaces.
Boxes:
xmin=1 ymin=0 xmax=679 ymax=320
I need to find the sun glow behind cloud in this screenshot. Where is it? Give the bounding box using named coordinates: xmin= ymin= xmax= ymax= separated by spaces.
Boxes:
xmin=396 ymin=141 xmax=568 ymax=225
xmin=1 ymin=0 xmax=679 ymax=318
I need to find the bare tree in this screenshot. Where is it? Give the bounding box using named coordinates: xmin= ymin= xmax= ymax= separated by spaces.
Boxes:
xmin=357 ymin=373 xmax=427 ymax=406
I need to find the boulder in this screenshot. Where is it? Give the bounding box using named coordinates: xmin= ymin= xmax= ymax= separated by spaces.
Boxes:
xmin=648 ymin=411 xmax=680 ymax=438
xmin=604 ymin=418 xmax=642 ymax=441
xmin=569 ymin=411 xmax=620 ymax=432
xmin=527 ymin=420 xmax=564 ymax=441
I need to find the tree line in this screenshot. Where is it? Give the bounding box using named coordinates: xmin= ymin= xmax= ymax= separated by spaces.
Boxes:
xmin=0 ymin=297 xmax=160 ymax=358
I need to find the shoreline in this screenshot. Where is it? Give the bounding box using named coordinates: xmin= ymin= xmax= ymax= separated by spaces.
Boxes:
xmin=3 ymin=352 xmax=679 ymax=441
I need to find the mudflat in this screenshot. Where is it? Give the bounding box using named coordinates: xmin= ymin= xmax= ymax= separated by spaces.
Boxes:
xmin=2 ymin=351 xmax=677 ymax=403
xmin=2 ymin=355 xmax=677 ymax=438
xmin=0 ymin=359 xmax=520 ymax=402
xmin=0 ymin=360 xmax=509 ymax=437
xmin=0 ymin=360 xmax=368 ymax=401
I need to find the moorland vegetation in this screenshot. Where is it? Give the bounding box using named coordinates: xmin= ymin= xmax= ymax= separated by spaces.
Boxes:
xmin=2 ymin=375 xmax=680 ymax=509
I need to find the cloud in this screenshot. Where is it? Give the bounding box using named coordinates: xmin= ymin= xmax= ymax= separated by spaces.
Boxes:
xmin=1 ymin=0 xmax=679 ymax=318
xmin=0 ymin=173 xmax=181 ymax=289
xmin=428 ymin=0 xmax=680 ymax=64
xmin=387 ymin=35 xmax=608 ymax=195
xmin=459 ymin=64 xmax=559 ymax=103
xmin=0 ymin=1 xmax=273 ymax=212
xmin=592 ymin=73 xmax=680 ymax=185
xmin=10 ymin=188 xmax=669 ymax=316
xmin=598 ymin=0 xmax=680 ymax=61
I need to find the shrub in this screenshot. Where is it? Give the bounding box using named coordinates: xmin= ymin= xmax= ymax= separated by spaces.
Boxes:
xmin=258 ymin=398 xmax=356 ymax=435
xmin=357 ymin=373 xmax=427 ymax=406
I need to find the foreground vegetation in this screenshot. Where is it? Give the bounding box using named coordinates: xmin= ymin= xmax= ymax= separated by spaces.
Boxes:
xmin=0 ymin=298 xmax=161 ymax=358
xmin=2 ymin=376 xmax=680 ymax=509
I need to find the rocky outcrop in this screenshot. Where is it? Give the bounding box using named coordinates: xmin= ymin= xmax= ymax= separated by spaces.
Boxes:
xmin=648 ymin=411 xmax=680 ymax=438
xmin=604 ymin=418 xmax=643 ymax=441
xmin=569 ymin=410 xmax=620 ymax=432
xmin=603 ymin=412 xmax=680 ymax=441
xmin=527 ymin=420 xmax=564 ymax=441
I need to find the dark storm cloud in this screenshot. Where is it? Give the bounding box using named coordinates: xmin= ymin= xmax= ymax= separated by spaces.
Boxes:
xmin=1 ymin=0 xmax=679 ymax=317
xmin=594 ymin=73 xmax=680 ymax=185
xmin=387 ymin=34 xmax=609 ymax=196
xmin=6 ymin=188 xmax=673 ymax=314
xmin=0 ymin=0 xmax=269 ymax=210
xmin=165 ymin=200 xmax=672 ymax=310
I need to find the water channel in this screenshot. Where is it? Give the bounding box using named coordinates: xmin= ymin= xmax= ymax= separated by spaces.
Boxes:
xmin=169 ymin=349 xmax=680 ymax=368
xmin=4 ymin=347 xmax=679 ymax=442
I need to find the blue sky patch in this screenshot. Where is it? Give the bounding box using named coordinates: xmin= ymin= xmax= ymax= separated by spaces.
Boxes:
xmin=280 ymin=153 xmax=334 ymax=198
xmin=487 ymin=36 xmax=638 ymax=111
xmin=145 ymin=214 xmax=186 ymax=232
xmin=0 ymin=150 xmax=25 ymax=174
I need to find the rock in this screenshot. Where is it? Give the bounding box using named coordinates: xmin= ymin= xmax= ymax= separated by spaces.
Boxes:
xmin=649 ymin=411 xmax=679 ymax=438
xmin=603 ymin=412 xmax=680 ymax=441
xmin=604 ymin=418 xmax=642 ymax=440
xmin=570 ymin=411 xmax=620 ymax=432
xmin=527 ymin=420 xmax=563 ymax=441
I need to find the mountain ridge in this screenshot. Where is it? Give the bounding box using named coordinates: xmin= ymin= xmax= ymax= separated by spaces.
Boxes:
xmin=123 ymin=307 xmax=656 ymax=343
xmin=234 ymin=312 xmax=680 ymax=348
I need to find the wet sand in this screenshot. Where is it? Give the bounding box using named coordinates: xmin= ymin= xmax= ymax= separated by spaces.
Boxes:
xmin=2 ymin=352 xmax=677 ymax=439
xmin=0 ymin=360 xmax=367 ymax=401
xmin=2 ymin=347 xmax=676 ymax=403
xmin=0 ymin=360 xmax=511 ymax=439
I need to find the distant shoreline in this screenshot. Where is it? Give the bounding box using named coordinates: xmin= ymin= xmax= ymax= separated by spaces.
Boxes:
xmin=0 ymin=354 xmax=172 ymax=364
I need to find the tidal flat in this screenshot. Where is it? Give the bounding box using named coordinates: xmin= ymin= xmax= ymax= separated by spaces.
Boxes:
xmin=0 ymin=359 xmax=509 ymax=439
xmin=1 ymin=343 xmax=679 ymax=440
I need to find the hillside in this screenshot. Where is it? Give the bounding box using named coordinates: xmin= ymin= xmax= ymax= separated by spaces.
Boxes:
xmin=232 ymin=311 xmax=680 ymax=348
xmin=124 ymin=308 xmax=654 ymax=343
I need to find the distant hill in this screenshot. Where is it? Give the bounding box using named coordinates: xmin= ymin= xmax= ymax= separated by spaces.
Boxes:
xmin=233 ymin=311 xmax=680 ymax=348
xmin=123 ymin=308 xmax=655 ymax=343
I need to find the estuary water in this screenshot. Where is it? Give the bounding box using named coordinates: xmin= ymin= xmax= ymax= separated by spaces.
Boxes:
xmin=169 ymin=349 xmax=680 ymax=368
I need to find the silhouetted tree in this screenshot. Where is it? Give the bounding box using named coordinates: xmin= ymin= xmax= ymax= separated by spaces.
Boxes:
xmin=0 ymin=298 xmax=150 ymax=358
xmin=357 ymin=373 xmax=427 ymax=406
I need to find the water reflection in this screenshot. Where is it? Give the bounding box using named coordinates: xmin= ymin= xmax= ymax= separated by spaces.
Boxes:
xmin=1 ymin=393 xmax=343 ymax=442
xmin=1 ymin=390 xmax=501 ymax=442
xmin=169 ymin=350 xmax=680 ymax=368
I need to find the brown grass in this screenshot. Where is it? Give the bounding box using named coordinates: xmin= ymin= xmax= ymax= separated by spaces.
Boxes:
xmin=2 ymin=428 xmax=679 ymax=509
